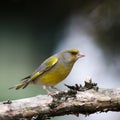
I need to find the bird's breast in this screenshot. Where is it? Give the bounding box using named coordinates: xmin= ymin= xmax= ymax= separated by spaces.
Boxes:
xmin=36 ymin=63 xmax=73 ymax=86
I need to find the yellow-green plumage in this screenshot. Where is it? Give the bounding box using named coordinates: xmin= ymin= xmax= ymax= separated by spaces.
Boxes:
xmin=9 ymin=49 xmax=85 ymax=93
xmin=37 ymin=59 xmax=73 ymax=86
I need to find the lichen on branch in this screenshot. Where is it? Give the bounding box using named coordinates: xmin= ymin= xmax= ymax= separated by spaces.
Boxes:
xmin=0 ymin=81 xmax=120 ymax=120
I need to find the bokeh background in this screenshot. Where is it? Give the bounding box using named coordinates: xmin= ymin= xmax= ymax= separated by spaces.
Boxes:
xmin=0 ymin=0 xmax=120 ymax=120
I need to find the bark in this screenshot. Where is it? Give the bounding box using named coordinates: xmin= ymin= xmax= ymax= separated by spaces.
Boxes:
xmin=0 ymin=87 xmax=120 ymax=120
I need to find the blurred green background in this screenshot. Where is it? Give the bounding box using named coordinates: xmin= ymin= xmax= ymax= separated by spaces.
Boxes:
xmin=0 ymin=0 xmax=120 ymax=120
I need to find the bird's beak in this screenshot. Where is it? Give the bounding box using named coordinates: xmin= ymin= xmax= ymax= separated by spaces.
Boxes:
xmin=77 ymin=53 xmax=85 ymax=59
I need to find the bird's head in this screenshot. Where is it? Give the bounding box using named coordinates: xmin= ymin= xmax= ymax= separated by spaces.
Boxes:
xmin=60 ymin=49 xmax=85 ymax=64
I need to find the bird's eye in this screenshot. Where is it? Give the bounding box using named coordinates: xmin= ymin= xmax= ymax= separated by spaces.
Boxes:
xmin=69 ymin=49 xmax=79 ymax=55
xmin=71 ymin=52 xmax=75 ymax=55
xmin=71 ymin=52 xmax=77 ymax=55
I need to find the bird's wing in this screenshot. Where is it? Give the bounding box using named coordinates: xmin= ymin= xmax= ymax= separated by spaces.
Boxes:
xmin=28 ymin=56 xmax=58 ymax=82
xmin=21 ymin=75 xmax=31 ymax=81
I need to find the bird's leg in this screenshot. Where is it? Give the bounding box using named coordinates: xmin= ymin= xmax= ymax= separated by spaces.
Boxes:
xmin=50 ymin=86 xmax=61 ymax=92
xmin=43 ymin=85 xmax=53 ymax=95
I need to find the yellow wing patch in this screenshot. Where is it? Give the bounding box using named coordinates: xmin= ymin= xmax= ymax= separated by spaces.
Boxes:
xmin=30 ymin=72 xmax=42 ymax=81
xmin=44 ymin=56 xmax=58 ymax=69
xmin=29 ymin=56 xmax=58 ymax=82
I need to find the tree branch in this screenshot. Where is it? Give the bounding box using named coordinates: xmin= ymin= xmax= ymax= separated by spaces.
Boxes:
xmin=1 ymin=85 xmax=120 ymax=120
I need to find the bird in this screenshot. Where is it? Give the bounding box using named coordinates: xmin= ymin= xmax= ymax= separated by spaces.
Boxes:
xmin=9 ymin=49 xmax=85 ymax=94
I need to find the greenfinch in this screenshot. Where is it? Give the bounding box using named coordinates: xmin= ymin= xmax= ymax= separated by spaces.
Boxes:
xmin=9 ymin=49 xmax=85 ymax=94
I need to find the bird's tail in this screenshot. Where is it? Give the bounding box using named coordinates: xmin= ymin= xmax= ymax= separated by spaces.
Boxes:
xmin=9 ymin=81 xmax=29 ymax=90
xmin=9 ymin=75 xmax=31 ymax=90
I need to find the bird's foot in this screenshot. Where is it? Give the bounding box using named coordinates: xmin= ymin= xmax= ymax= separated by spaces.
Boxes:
xmin=47 ymin=91 xmax=55 ymax=96
xmin=51 ymin=86 xmax=61 ymax=92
